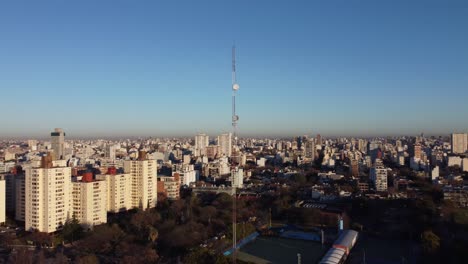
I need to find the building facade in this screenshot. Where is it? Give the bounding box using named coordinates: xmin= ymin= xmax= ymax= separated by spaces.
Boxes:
xmin=370 ymin=159 xmax=388 ymax=192
xmin=217 ymin=133 xmax=232 ymax=157
xmin=96 ymin=168 xmax=132 ymax=213
xmin=0 ymin=177 xmax=5 ymax=224
xmin=25 ymin=155 xmax=72 ymax=233
xmin=51 ymin=128 xmax=66 ymax=160
xmin=452 ymin=133 xmax=468 ymax=154
xmin=195 ymin=133 xmax=209 ymax=157
xmin=72 ymin=175 xmax=107 ymax=228
xmin=123 ymin=152 xmax=157 ymax=210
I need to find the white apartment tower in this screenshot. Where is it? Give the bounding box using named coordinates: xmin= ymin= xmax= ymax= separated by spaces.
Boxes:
xmin=123 ymin=151 xmax=157 ymax=210
xmin=0 ymin=177 xmax=5 ymax=224
xmin=51 ymin=128 xmax=66 ymax=160
xmin=452 ymin=133 xmax=468 ymax=154
xmin=195 ymin=133 xmax=209 ymax=157
xmin=106 ymin=144 xmax=118 ymax=161
xmin=25 ymin=155 xmax=72 ymax=233
xmin=96 ymin=168 xmax=132 ymax=213
xmin=217 ymin=133 xmax=232 ymax=157
xmin=230 ymin=167 xmax=244 ymax=188
xmin=72 ymin=174 xmax=107 ymax=228
xmin=370 ymin=159 xmax=388 ymax=192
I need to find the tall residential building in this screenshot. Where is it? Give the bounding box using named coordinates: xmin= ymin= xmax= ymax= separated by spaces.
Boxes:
xmin=452 ymin=133 xmax=468 ymax=154
xmin=4 ymin=173 xmax=17 ymax=213
xmin=96 ymin=167 xmax=132 ymax=213
xmin=0 ymin=177 xmax=5 ymax=224
xmin=316 ymin=134 xmax=323 ymax=146
xmin=230 ymin=167 xmax=244 ymax=188
xmin=358 ymin=139 xmax=368 ymax=153
xmin=51 ymin=128 xmax=66 ymax=160
xmin=413 ymin=143 xmax=422 ymax=160
xmin=206 ymin=145 xmax=220 ymax=159
xmin=195 ymin=133 xmax=209 ymax=157
xmin=370 ymin=159 xmax=388 ymax=192
xmin=217 ymin=133 xmax=232 ymax=157
xmin=15 ymin=174 xmax=26 ymax=221
xmin=304 ymin=139 xmax=316 ymax=161
xmin=72 ymin=173 xmax=107 ymax=228
xmin=123 ymin=151 xmax=157 ymax=210
xmin=25 ymin=155 xmax=72 ymax=233
xmin=106 ymin=144 xmax=118 ymax=161
xmin=350 ymin=159 xmax=359 ymax=177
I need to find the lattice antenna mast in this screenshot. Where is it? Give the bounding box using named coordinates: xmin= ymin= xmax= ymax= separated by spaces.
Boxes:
xmin=231 ymin=45 xmax=240 ymax=264
xmin=232 ymin=46 xmax=239 ymax=144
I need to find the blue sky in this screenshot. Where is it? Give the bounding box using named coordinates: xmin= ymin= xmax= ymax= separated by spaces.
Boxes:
xmin=0 ymin=0 xmax=467 ymax=138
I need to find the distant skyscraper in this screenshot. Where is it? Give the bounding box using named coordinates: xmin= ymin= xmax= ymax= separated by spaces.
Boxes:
xmin=106 ymin=144 xmax=118 ymax=161
xmin=350 ymin=159 xmax=359 ymax=177
xmin=370 ymin=159 xmax=388 ymax=192
xmin=358 ymin=139 xmax=368 ymax=153
xmin=217 ymin=133 xmax=232 ymax=157
xmin=413 ymin=143 xmax=422 ymax=160
xmin=316 ymin=134 xmax=323 ymax=146
xmin=25 ymin=154 xmax=72 ymax=233
xmin=304 ymin=139 xmax=316 ymax=161
xmin=452 ymin=133 xmax=468 ymax=154
xmin=51 ymin=128 xmax=66 ymax=160
xmin=195 ymin=133 xmax=209 ymax=156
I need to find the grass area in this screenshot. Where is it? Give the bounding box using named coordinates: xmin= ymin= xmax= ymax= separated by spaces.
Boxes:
xmin=240 ymin=236 xmax=327 ymax=264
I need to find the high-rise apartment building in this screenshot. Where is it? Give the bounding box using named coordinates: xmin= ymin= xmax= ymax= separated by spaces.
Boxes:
xmin=413 ymin=143 xmax=422 ymax=160
xmin=195 ymin=133 xmax=209 ymax=157
xmin=230 ymin=167 xmax=244 ymax=188
xmin=350 ymin=159 xmax=359 ymax=177
xmin=0 ymin=177 xmax=5 ymax=224
xmin=123 ymin=151 xmax=157 ymax=210
xmin=217 ymin=133 xmax=232 ymax=157
xmin=96 ymin=167 xmax=132 ymax=213
xmin=106 ymin=144 xmax=118 ymax=161
xmin=51 ymin=128 xmax=66 ymax=160
xmin=370 ymin=159 xmax=388 ymax=192
xmin=452 ymin=133 xmax=468 ymax=154
xmin=304 ymin=139 xmax=315 ymax=161
xmin=15 ymin=174 xmax=26 ymax=221
xmin=25 ymin=155 xmax=72 ymax=233
xmin=72 ymin=173 xmax=107 ymax=228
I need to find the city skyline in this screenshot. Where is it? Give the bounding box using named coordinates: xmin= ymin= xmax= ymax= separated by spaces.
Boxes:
xmin=1 ymin=1 xmax=468 ymax=137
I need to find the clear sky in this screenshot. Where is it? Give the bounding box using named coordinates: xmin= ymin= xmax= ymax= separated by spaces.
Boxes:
xmin=1 ymin=0 xmax=467 ymax=138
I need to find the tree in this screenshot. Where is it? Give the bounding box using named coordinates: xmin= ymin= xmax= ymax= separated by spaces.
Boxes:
xmin=148 ymin=226 xmax=159 ymax=243
xmin=75 ymin=254 xmax=99 ymax=264
xmin=61 ymin=216 xmax=84 ymax=244
xmin=421 ymin=230 xmax=440 ymax=254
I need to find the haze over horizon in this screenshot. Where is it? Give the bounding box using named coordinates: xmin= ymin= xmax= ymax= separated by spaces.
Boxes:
xmin=1 ymin=0 xmax=467 ymax=138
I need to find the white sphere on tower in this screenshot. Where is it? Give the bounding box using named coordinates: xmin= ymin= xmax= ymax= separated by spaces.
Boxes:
xmin=232 ymin=83 xmax=240 ymax=91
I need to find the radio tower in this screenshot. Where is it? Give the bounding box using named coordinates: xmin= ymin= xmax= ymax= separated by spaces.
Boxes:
xmin=231 ymin=45 xmax=239 ymax=263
